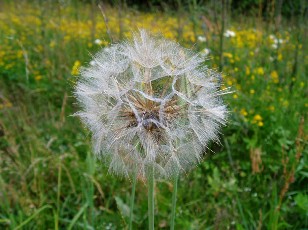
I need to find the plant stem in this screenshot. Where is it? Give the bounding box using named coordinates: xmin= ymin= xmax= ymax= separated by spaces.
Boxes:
xmin=219 ymin=0 xmax=226 ymax=71
xmin=224 ymin=138 xmax=248 ymax=229
xmin=170 ymin=175 xmax=178 ymax=230
xmin=56 ymin=159 xmax=62 ymax=230
xmin=129 ymin=170 xmax=137 ymax=230
xmin=147 ymin=165 xmax=155 ymax=230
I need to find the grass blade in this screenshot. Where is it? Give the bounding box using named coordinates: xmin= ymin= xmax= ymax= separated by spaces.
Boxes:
xmin=14 ymin=205 xmax=53 ymax=230
xmin=68 ymin=203 xmax=88 ymax=230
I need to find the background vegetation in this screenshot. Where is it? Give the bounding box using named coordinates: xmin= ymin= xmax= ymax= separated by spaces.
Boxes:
xmin=0 ymin=0 xmax=307 ymax=229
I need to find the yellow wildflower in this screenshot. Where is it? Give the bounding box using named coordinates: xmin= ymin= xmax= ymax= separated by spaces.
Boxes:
xmin=35 ymin=75 xmax=42 ymax=81
xmin=270 ymin=71 xmax=279 ymax=83
xmin=255 ymin=67 xmax=264 ymax=75
xmin=252 ymin=114 xmax=262 ymax=124
xmin=245 ymin=66 xmax=250 ymax=75
xmin=250 ymin=89 xmax=255 ymax=94
xmin=240 ymin=109 xmax=248 ymax=116
xmin=71 ymin=60 xmax=81 ymax=76
xmin=223 ymin=52 xmax=233 ymax=59
xmin=253 ymin=114 xmax=262 ymax=121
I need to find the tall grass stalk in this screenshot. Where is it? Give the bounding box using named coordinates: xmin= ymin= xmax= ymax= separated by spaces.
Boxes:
xmin=98 ymin=2 xmax=113 ymax=43
xmin=219 ymin=0 xmax=226 ymax=71
xmin=147 ymin=165 xmax=155 ymax=230
xmin=170 ymin=175 xmax=178 ymax=230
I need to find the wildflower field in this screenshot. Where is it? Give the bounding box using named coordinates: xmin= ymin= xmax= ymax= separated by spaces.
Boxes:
xmin=0 ymin=0 xmax=307 ymax=229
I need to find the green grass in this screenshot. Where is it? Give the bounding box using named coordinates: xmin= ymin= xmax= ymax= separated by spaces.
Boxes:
xmin=0 ymin=0 xmax=307 ymax=229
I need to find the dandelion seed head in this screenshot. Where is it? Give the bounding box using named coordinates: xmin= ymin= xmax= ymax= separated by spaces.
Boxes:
xmin=74 ymin=29 xmax=229 ymax=180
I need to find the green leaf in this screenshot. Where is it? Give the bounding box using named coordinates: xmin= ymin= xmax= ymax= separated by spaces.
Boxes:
xmin=236 ymin=223 xmax=245 ymax=230
xmin=294 ymin=193 xmax=308 ymax=213
xmin=15 ymin=205 xmax=53 ymax=230
xmin=67 ymin=203 xmax=88 ymax=230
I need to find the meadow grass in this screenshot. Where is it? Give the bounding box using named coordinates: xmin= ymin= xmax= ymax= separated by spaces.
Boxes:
xmin=0 ymin=0 xmax=307 ymax=229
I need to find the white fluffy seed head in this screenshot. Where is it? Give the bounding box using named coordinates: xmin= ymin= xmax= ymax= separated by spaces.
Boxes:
xmin=74 ymin=29 xmax=229 ymax=181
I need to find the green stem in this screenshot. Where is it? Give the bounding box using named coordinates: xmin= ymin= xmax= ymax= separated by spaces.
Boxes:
xmin=219 ymin=0 xmax=226 ymax=71
xmin=56 ymin=160 xmax=62 ymax=230
xmin=170 ymin=175 xmax=178 ymax=230
xmin=147 ymin=165 xmax=155 ymax=230
xmin=129 ymin=170 xmax=137 ymax=230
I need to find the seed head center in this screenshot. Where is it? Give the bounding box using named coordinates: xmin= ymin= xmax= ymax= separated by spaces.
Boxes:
xmin=141 ymin=110 xmax=159 ymax=131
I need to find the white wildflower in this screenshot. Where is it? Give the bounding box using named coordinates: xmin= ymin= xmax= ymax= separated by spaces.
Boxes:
xmin=74 ymin=30 xmax=229 ymax=180
xmin=269 ymin=34 xmax=276 ymax=40
xmin=200 ymin=48 xmax=211 ymax=58
xmin=269 ymin=34 xmax=283 ymax=49
xmin=271 ymin=43 xmax=278 ymax=49
xmin=197 ymin=36 xmax=206 ymax=42
xmin=277 ymin=39 xmax=283 ymax=44
xmin=224 ymin=30 xmax=236 ymax=37
xmin=94 ymin=39 xmax=103 ymax=45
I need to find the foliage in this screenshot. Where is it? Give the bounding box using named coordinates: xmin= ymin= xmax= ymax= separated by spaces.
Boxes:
xmin=83 ymin=0 xmax=307 ymax=17
xmin=0 ymin=0 xmax=307 ymax=229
